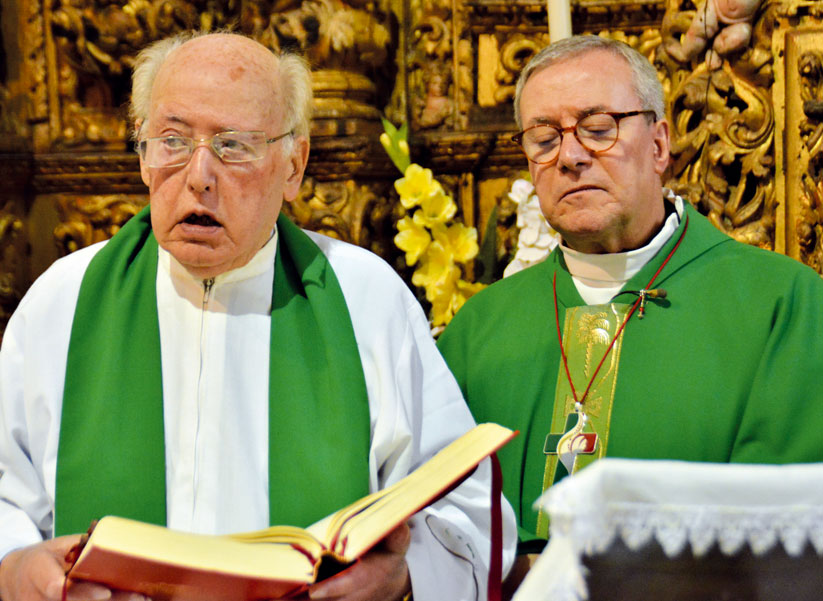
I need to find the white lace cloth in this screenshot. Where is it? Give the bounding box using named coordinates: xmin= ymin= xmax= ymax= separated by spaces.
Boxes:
xmin=512 ymin=458 xmax=823 ymax=601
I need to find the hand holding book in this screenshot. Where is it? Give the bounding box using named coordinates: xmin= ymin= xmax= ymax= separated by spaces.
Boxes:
xmin=61 ymin=423 xmax=517 ymax=601
xmin=0 ymin=535 xmax=89 ymax=601
xmin=306 ymin=521 xmax=411 ymax=600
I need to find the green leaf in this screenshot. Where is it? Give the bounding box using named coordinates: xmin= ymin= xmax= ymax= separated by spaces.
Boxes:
xmin=380 ymin=117 xmax=411 ymax=173
xmin=475 ymin=205 xmax=498 ymax=284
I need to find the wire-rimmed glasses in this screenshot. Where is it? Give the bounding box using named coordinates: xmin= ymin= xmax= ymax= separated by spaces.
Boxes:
xmin=136 ymin=130 xmax=294 ymax=168
xmin=511 ymin=110 xmax=656 ymax=165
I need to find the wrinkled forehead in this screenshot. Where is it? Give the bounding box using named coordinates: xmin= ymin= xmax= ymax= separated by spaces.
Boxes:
xmin=151 ymin=35 xmax=283 ymax=128
xmin=521 ymin=51 xmax=637 ymax=110
xmin=530 ymin=49 xmax=629 ymax=85
xmin=163 ymin=35 xmax=278 ymax=87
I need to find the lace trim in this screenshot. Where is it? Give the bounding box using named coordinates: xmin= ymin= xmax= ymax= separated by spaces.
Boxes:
xmin=512 ymin=459 xmax=823 ymax=601
xmin=553 ymin=501 xmax=823 ymax=557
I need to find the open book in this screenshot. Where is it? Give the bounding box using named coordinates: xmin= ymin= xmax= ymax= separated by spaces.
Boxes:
xmin=65 ymin=423 xmax=516 ymax=601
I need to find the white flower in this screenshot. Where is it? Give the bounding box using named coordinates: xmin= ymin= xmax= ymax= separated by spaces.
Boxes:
xmin=504 ymin=179 xmax=560 ymax=277
xmin=508 ymin=179 xmax=535 ymax=205
xmin=519 ymin=246 xmax=553 ymax=262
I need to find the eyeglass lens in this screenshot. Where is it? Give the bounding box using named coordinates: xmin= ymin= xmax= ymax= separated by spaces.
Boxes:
xmin=138 ymin=132 xmax=269 ymax=168
xmin=520 ymin=113 xmax=622 ymax=164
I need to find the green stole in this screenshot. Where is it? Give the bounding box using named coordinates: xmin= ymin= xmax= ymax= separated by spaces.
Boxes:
xmin=534 ymin=214 xmax=689 ymax=537
xmin=536 ymin=302 xmax=630 ymax=537
xmin=55 ymin=206 xmax=371 ymax=535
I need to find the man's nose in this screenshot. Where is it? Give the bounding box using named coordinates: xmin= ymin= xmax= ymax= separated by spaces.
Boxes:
xmin=186 ymin=143 xmax=218 ymax=193
xmin=556 ymin=130 xmax=592 ymax=171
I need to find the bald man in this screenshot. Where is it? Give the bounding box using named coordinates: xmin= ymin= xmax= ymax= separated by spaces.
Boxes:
xmin=0 ymin=32 xmax=515 ymax=601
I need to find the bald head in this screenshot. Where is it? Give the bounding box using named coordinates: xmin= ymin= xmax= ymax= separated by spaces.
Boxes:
xmin=162 ymin=34 xmax=280 ymax=88
xmin=130 ymin=31 xmax=313 ymax=142
xmin=153 ymin=35 xmax=283 ymax=137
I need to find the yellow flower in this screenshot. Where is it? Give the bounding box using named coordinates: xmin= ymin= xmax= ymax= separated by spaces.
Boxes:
xmin=429 ymin=287 xmax=458 ymax=328
xmin=383 ymin=122 xmax=486 ymax=328
xmin=454 ymin=279 xmax=486 ymax=313
xmin=403 ymin=220 xmax=484 ymax=328
xmin=411 ymin=242 xmax=460 ymax=296
xmin=395 ymin=164 xmax=443 ymax=210
xmin=431 ymin=222 xmax=479 ymax=263
xmin=394 ymin=215 xmax=431 ymax=266
xmin=414 ymin=188 xmax=457 ymax=228
xmin=379 ymin=132 xmax=392 ymax=153
xmin=428 ymin=278 xmax=487 ymax=328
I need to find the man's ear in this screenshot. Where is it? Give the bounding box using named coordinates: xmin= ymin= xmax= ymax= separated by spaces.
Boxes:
xmin=139 ymin=156 xmax=151 ymax=189
xmin=283 ymin=136 xmax=310 ymax=203
xmin=134 ymin=120 xmax=151 ymax=188
xmin=652 ymin=118 xmax=671 ymax=176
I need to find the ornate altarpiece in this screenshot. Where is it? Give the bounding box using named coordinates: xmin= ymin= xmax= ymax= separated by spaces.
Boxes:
xmin=0 ymin=0 xmax=822 ymax=339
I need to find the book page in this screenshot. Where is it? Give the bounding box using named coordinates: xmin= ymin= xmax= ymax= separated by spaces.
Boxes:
xmin=229 ymin=523 xmax=326 ymax=557
xmin=321 ymin=423 xmax=516 ymax=560
xmin=71 ymin=516 xmax=316 ymax=586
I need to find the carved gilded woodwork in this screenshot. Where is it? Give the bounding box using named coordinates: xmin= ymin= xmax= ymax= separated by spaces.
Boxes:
xmin=408 ymin=0 xmax=463 ymax=131
xmin=10 ymin=0 xmax=47 ymax=144
xmin=1 ymin=0 xmax=823 ymax=341
xmin=284 ymin=177 xmax=401 ymax=261
xmin=45 ymin=0 xmax=395 ymax=150
xmin=49 ymin=0 xmax=145 ymax=151
xmin=53 ymin=194 xmax=148 ymax=255
xmin=0 ymin=201 xmax=26 ymax=336
xmin=659 ymin=0 xmax=777 ymax=249
xmin=763 ymin=0 xmax=823 ymax=272
xmin=782 ymin=25 xmax=823 ymax=273
xmin=662 ymin=0 xmax=763 ymax=67
xmin=260 ymin=0 xmax=395 ymax=138
xmin=34 ymin=153 xmax=145 ymax=193
xmin=797 ymin=52 xmax=823 ymax=273
xmin=0 ymin=113 xmax=32 ymax=336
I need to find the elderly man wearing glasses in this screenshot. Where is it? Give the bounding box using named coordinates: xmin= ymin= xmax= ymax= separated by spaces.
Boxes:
xmin=0 ymin=31 xmax=517 ymax=601
xmin=437 ymin=34 xmax=823 ymax=592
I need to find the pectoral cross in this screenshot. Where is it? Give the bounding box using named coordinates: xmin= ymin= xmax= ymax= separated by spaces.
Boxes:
xmin=544 ymin=412 xmax=598 ymax=485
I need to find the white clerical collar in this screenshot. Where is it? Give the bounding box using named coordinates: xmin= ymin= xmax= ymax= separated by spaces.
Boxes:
xmin=560 ymin=191 xmax=684 ymax=305
xmin=159 ymin=223 xmax=279 ymax=286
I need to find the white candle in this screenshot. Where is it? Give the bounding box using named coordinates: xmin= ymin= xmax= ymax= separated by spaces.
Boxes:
xmin=548 ymin=0 xmax=572 ymax=42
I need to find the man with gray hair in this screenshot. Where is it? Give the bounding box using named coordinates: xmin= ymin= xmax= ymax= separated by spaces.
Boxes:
xmin=0 ymin=31 xmax=515 ymax=601
xmin=437 ymin=34 xmax=823 ymax=589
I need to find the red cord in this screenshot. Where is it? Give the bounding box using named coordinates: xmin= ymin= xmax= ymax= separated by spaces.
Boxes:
xmin=553 ymin=216 xmax=689 ymax=407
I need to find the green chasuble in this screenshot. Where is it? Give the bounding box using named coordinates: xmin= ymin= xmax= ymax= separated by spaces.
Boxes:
xmin=55 ymin=206 xmax=370 ymax=535
xmin=437 ymin=203 xmax=823 ymax=546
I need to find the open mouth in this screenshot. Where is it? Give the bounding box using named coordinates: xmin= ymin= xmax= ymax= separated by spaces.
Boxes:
xmin=183 ymin=213 xmax=220 ymax=227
